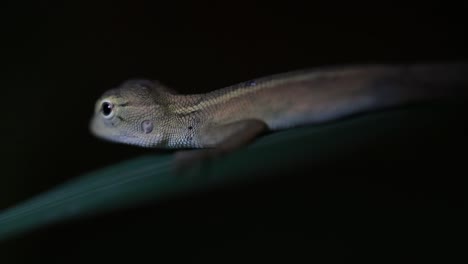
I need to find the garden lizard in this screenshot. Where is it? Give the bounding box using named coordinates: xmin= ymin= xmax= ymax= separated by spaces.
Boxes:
xmin=89 ymin=62 xmax=468 ymax=167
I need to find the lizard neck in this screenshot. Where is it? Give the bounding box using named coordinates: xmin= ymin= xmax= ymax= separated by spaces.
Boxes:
xmin=156 ymin=94 xmax=206 ymax=148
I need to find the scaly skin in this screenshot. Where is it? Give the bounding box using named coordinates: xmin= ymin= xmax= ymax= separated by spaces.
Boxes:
xmin=89 ymin=62 xmax=468 ymax=166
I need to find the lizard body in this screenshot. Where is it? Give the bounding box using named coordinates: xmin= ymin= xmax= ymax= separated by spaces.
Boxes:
xmin=89 ymin=62 xmax=468 ymax=165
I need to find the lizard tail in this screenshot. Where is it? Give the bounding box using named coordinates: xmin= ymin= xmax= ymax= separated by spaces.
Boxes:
xmin=304 ymin=62 xmax=468 ymax=126
xmin=375 ymin=61 xmax=468 ymax=106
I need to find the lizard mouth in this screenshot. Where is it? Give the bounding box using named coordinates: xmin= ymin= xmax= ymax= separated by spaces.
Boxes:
xmin=89 ymin=116 xmax=137 ymax=142
xmin=103 ymin=133 xmax=138 ymax=141
xmin=89 ymin=116 xmax=162 ymax=148
xmin=116 ymin=135 xmax=138 ymax=140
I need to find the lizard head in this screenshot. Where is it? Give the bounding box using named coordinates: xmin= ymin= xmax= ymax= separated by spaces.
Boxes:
xmin=89 ymin=79 xmax=173 ymax=148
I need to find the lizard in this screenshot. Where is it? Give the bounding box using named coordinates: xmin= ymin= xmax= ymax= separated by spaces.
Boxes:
xmin=89 ymin=62 xmax=468 ymax=169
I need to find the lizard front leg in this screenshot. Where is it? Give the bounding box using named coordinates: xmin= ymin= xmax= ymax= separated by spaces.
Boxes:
xmin=173 ymin=119 xmax=268 ymax=171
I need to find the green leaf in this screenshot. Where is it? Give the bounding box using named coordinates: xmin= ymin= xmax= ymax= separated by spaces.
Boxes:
xmin=0 ymin=100 xmax=464 ymax=242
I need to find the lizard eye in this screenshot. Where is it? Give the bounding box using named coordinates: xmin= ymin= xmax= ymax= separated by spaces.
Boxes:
xmin=101 ymin=101 xmax=114 ymax=118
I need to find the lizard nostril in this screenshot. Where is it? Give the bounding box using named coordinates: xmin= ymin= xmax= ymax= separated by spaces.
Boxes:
xmin=141 ymin=120 xmax=154 ymax=134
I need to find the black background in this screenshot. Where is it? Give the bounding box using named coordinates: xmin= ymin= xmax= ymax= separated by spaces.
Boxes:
xmin=1 ymin=1 xmax=467 ymax=262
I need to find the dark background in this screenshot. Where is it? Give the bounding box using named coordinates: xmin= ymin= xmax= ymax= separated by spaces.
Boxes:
xmin=1 ymin=1 xmax=467 ymax=262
